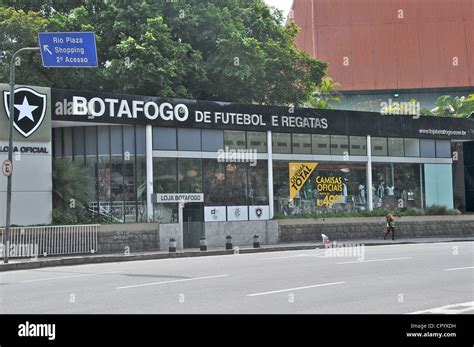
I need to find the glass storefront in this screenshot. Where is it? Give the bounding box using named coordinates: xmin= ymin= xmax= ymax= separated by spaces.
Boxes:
xmin=273 ymin=161 xmax=423 ymax=217
xmin=273 ymin=161 xmax=367 ymax=216
xmin=53 ymin=125 xmax=147 ymax=222
xmin=151 ymin=157 xmax=268 ymax=222
xmin=53 ymin=124 xmax=458 ymax=222
xmin=372 ymin=163 xmax=422 ymax=210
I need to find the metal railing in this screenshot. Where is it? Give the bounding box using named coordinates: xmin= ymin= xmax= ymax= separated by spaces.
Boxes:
xmin=0 ymin=225 xmax=99 ymax=258
xmin=88 ymin=201 xmax=147 ymax=223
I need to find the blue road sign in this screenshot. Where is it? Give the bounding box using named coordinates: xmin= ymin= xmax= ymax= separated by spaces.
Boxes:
xmin=38 ymin=32 xmax=98 ymax=68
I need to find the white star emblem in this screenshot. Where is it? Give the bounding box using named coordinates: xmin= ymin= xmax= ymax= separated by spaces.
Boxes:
xmin=14 ymin=96 xmax=38 ymax=122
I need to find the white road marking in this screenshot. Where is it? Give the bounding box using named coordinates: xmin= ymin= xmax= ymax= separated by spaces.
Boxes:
xmin=444 ymin=266 xmax=474 ymax=271
xmin=336 ymin=257 xmax=412 ymax=265
xmin=247 ymin=281 xmax=345 ymax=297
xmin=256 ymin=254 xmax=310 ymax=261
xmin=409 ymin=301 xmax=474 ymax=314
xmin=116 ymin=274 xmax=229 ymax=290
xmin=20 ymin=271 xmax=122 ymax=283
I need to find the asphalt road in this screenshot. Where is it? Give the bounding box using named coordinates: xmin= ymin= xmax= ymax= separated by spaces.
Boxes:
xmin=0 ymin=241 xmax=473 ymax=314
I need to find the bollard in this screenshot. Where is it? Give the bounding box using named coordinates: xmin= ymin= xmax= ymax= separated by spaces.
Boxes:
xmin=321 ymin=234 xmax=329 ymax=248
xmin=169 ymin=238 xmax=177 ymax=252
xmin=225 ymin=235 xmax=233 ymax=250
xmin=200 ymin=237 xmax=207 ymax=251
xmin=253 ymin=234 xmax=260 ymax=248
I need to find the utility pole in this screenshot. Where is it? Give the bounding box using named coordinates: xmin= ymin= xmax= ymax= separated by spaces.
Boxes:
xmin=3 ymin=47 xmax=40 ymax=264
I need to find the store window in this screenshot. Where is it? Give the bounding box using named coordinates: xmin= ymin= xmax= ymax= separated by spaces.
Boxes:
xmin=420 ymin=139 xmax=436 ymax=158
xmin=272 ymin=133 xmax=291 ymax=154
xmin=178 ymin=128 xmax=201 ymax=151
xmin=202 ymin=160 xmax=226 ymax=206
xmin=84 ymin=127 xmax=97 ymax=205
xmin=330 ymin=135 xmax=349 ymax=155
xmin=371 ymin=137 xmax=387 ymax=156
xmin=292 ymin=134 xmax=312 ymax=154
xmin=248 ymin=160 xmax=269 ymax=205
xmin=136 ymin=126 xmax=147 ymax=221
xmin=153 ymin=158 xmax=177 ymax=193
xmin=405 ymin=138 xmax=420 ymax=157
xmin=97 ymin=126 xmax=111 ymax=207
xmin=388 ymin=138 xmax=404 ymax=157
xmin=273 ymin=161 xmax=367 ymax=216
xmin=224 ymin=130 xmax=246 ymax=149
xmin=123 ymin=126 xmax=136 ymax=222
xmin=372 ymin=163 xmax=421 ymax=210
xmin=226 ymin=162 xmax=248 ymax=205
xmin=202 ymin=129 xmax=224 ymax=152
xmin=349 ymin=136 xmax=366 ymax=156
xmin=436 ymin=140 xmax=451 ymax=158
xmin=73 ymin=127 xmax=84 ymax=164
xmin=53 ymin=128 xmax=62 ymax=158
xmin=178 ymin=158 xmax=202 ymax=193
xmin=85 ymin=126 xmax=97 ymax=156
xmin=247 ymin=131 xmax=267 ymax=152
xmin=153 ymin=127 xmax=176 ymax=150
xmin=312 ymin=134 xmax=330 ymax=155
xmin=63 ymin=127 xmax=73 ymax=158
xmin=110 ymin=126 xmax=124 ymax=222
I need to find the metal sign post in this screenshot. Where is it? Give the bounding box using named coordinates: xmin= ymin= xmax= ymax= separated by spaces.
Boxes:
xmin=178 ymin=201 xmax=185 ymax=248
xmin=4 ymin=32 xmax=98 ymax=263
xmin=4 ymin=47 xmax=40 ymax=264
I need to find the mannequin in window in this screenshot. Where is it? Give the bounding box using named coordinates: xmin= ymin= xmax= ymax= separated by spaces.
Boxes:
xmin=358 ymin=184 xmax=366 ymax=205
xmin=386 ymin=184 xmax=395 ymax=196
xmin=342 ymin=179 xmax=348 ymax=203
xmin=378 ymin=182 xmax=385 ymax=199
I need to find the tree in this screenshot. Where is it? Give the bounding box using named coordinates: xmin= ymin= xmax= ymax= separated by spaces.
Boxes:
xmin=52 ymin=158 xmax=95 ymax=224
xmin=421 ymin=94 xmax=474 ymax=118
xmin=0 ymin=0 xmax=327 ymax=106
xmin=305 ymin=77 xmax=341 ymax=109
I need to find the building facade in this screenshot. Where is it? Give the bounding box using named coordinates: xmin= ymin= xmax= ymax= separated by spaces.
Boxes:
xmin=290 ymin=0 xmax=474 ymax=111
xmin=1 ymin=84 xmax=473 ymax=242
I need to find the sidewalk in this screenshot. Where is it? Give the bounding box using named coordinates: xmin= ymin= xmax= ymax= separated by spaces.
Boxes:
xmin=1 ymin=236 xmax=473 ymax=272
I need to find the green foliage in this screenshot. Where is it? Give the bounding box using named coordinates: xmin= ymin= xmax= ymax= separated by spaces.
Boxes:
xmin=0 ymin=0 xmax=327 ymax=106
xmin=52 ymin=158 xmax=95 ymax=224
xmin=274 ymin=206 xmax=461 ymax=219
xmin=305 ymin=77 xmax=342 ymax=109
xmin=424 ymin=204 xmax=461 ymax=216
xmin=420 ymin=94 xmax=474 ymax=118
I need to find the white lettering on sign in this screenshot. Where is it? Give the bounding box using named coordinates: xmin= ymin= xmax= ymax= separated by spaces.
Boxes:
xmin=69 ymin=96 xmax=190 ymax=122
xmin=153 ymin=193 xmax=204 ymax=203
xmin=57 ymin=94 xmax=332 ymax=131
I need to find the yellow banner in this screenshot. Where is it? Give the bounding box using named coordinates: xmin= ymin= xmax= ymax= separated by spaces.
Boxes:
xmin=289 ymin=162 xmax=318 ymax=200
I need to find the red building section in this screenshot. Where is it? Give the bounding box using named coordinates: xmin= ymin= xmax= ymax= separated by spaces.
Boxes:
xmin=291 ymin=0 xmax=474 ymax=91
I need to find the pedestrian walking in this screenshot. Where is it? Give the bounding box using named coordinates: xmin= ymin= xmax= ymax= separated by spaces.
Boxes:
xmin=384 ymin=213 xmax=396 ymax=240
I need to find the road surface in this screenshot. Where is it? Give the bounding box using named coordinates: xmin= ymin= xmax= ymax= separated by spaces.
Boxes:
xmin=0 ymin=241 xmax=473 ymax=314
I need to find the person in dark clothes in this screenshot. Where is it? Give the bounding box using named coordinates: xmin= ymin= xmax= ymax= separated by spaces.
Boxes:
xmin=384 ymin=213 xmax=396 ymax=240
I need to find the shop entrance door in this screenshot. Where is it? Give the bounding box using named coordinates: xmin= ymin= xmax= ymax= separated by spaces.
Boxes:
xmin=183 ymin=203 xmax=204 ymax=249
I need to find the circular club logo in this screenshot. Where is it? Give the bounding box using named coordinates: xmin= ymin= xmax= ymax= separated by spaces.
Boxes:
xmin=3 ymin=87 xmax=47 ymax=138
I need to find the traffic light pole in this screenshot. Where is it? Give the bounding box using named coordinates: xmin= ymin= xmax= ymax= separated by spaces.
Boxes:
xmin=4 ymin=47 xmax=39 ymax=264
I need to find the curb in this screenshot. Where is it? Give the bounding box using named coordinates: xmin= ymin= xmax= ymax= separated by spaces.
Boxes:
xmin=0 ymin=238 xmax=472 ymax=272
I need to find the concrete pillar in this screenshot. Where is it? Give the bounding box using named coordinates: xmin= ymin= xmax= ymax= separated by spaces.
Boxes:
xmin=267 ymin=130 xmax=274 ymax=219
xmin=366 ymin=135 xmax=373 ymax=211
xmin=146 ymin=125 xmax=154 ymax=221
